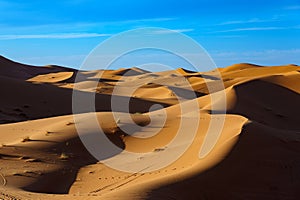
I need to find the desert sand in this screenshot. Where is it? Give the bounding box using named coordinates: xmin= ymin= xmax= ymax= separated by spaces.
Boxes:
xmin=0 ymin=55 xmax=299 ymax=199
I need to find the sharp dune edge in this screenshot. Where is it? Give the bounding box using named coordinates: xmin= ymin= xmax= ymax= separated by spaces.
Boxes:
xmin=0 ymin=56 xmax=299 ymax=199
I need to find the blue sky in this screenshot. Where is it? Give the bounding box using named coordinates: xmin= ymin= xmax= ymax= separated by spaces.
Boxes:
xmin=1 ymin=0 xmax=300 ymax=70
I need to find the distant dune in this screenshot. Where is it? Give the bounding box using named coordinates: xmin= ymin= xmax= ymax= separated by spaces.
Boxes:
xmin=0 ymin=56 xmax=299 ymax=200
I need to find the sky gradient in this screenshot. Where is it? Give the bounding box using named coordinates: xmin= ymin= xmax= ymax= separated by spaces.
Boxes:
xmin=1 ymin=0 xmax=300 ymax=70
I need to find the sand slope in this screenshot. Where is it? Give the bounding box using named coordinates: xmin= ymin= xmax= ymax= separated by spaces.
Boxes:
xmin=0 ymin=56 xmax=299 ymax=200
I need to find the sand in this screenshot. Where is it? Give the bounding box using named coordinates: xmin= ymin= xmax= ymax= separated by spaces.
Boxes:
xmin=0 ymin=56 xmax=299 ymax=199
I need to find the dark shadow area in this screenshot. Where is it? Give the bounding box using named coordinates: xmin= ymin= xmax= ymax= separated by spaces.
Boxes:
xmin=178 ymin=68 xmax=197 ymax=74
xmin=22 ymin=132 xmax=125 ymax=194
xmin=0 ymin=130 xmax=125 ymax=194
xmin=147 ymin=122 xmax=300 ymax=199
xmin=228 ymin=80 xmax=300 ymax=131
xmin=168 ymin=86 xmax=206 ymax=99
xmin=0 ymin=76 xmax=170 ymax=124
xmin=184 ymin=73 xmax=221 ymax=81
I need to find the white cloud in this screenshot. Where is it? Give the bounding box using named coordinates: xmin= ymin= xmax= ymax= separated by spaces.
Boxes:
xmin=294 ymin=25 xmax=300 ymax=29
xmin=216 ymin=35 xmax=246 ymax=38
xmin=218 ymin=18 xmax=278 ymax=25
xmin=0 ymin=33 xmax=111 ymax=40
xmin=1 ymin=17 xmax=176 ymax=30
xmin=150 ymin=29 xmax=194 ymax=34
xmin=284 ymin=5 xmax=300 ymax=10
xmin=0 ymin=17 xmax=178 ymax=35
xmin=126 ymin=17 xmax=177 ymax=23
xmin=213 ymin=27 xmax=285 ymax=33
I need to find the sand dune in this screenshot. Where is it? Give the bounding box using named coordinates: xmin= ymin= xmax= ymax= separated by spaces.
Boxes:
xmin=0 ymin=56 xmax=299 ymax=199
xmin=0 ymin=56 xmax=76 ymax=80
